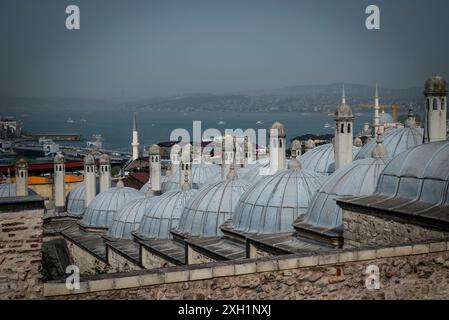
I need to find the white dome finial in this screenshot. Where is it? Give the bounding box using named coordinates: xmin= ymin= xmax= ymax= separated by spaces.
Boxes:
xmin=117 ymin=177 xmax=124 ymax=188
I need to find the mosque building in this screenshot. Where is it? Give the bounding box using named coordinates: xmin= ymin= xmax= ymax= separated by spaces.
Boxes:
xmin=1 ymin=75 xmax=448 ymax=299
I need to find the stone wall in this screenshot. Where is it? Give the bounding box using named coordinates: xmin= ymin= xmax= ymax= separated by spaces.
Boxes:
xmin=0 ymin=197 xmax=45 ymax=299
xmin=65 ymin=239 xmax=107 ymax=275
xmin=187 ymin=245 xmax=217 ymax=265
xmin=44 ymin=240 xmax=449 ymax=300
xmin=107 ymin=247 xmax=142 ymax=272
xmin=343 ymin=209 xmax=449 ymax=248
xmin=141 ymin=247 xmax=175 ymax=269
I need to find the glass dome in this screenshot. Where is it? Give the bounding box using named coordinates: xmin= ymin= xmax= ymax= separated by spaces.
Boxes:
xmin=231 ymin=164 xmax=323 ymax=234
xmin=65 ymin=180 xmax=103 ymax=216
xmin=376 ymin=141 xmax=449 ymax=205
xmin=297 ymin=143 xmax=360 ymax=175
xmin=302 ymin=157 xmax=389 ymax=229
xmin=136 ymin=189 xmax=197 ymax=239
xmin=239 ymin=158 xmax=290 ymax=184
xmin=140 ymin=163 xmax=221 ymax=194
xmin=355 ymin=127 xmax=423 ymax=160
xmin=175 ymin=173 xmax=250 ymax=237
xmin=107 ymin=196 xmax=153 ymax=240
xmin=80 ymin=184 xmax=141 ymax=229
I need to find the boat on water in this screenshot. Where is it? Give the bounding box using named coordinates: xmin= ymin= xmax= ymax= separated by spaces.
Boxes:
xmin=67 ymin=117 xmax=75 ymax=124
xmin=324 ymin=122 xmax=331 ymax=129
xmin=256 ymin=121 xmax=264 ymax=125
xmin=86 ymin=134 xmax=103 ymax=149
xmin=80 ymin=119 xmax=87 ymax=123
xmin=218 ymin=120 xmax=225 ymax=125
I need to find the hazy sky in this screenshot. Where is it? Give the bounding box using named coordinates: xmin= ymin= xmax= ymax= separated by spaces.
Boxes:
xmin=1 ymin=0 xmax=448 ymax=99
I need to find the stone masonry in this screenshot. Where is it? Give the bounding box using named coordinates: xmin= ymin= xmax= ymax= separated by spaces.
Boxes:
xmin=0 ymin=196 xmax=46 ymax=299
xmin=343 ymin=209 xmax=449 ymax=248
xmin=44 ymin=240 xmax=449 ymax=300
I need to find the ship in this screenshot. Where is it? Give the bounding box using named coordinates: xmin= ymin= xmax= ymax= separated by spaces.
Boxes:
xmin=86 ymin=134 xmax=103 ymax=149
xmin=67 ymin=117 xmax=75 ymax=124
xmin=13 ymin=138 xmax=60 ymax=157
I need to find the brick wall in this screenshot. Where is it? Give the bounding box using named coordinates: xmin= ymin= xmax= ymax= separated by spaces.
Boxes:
xmin=0 ymin=197 xmax=45 ymax=299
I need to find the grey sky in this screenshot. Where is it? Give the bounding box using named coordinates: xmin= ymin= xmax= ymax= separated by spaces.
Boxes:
xmin=1 ymin=0 xmax=448 ymax=99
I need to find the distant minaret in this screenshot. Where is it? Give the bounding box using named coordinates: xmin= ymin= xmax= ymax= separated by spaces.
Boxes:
xmin=149 ymin=144 xmax=161 ymax=196
xmin=54 ymin=153 xmax=66 ymax=212
xmin=221 ymin=134 xmax=234 ymax=179
xmin=270 ymin=122 xmax=286 ymax=172
xmin=131 ymin=114 xmax=139 ymax=161
xmin=334 ymin=86 xmax=354 ymax=170
xmin=84 ymin=154 xmax=96 ymax=207
xmin=15 ymin=158 xmax=28 ymax=197
xmin=424 ymin=75 xmax=448 ymax=143
xmin=99 ymin=154 xmax=111 ymax=193
xmin=373 ymin=84 xmax=381 ymax=136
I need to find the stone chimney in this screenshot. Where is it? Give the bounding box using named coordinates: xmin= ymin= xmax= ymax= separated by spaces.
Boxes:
xmin=15 ymin=158 xmax=28 ymax=196
xmin=54 ymin=153 xmax=65 ymax=212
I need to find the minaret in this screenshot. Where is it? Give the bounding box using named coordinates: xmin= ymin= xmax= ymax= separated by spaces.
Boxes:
xmin=84 ymin=154 xmax=96 ymax=208
xmin=15 ymin=158 xmax=28 ymax=196
xmin=334 ymin=86 xmax=354 ymax=170
xmin=99 ymin=154 xmax=111 ymax=193
xmin=54 ymin=153 xmax=66 ymax=212
xmin=149 ymin=144 xmax=161 ymax=196
xmin=221 ymin=134 xmax=234 ymax=179
xmin=373 ymin=84 xmax=381 ymax=135
xmin=131 ymin=114 xmax=139 ymax=161
xmin=270 ymin=121 xmax=286 ymax=173
xmin=424 ymin=75 xmax=448 ymax=143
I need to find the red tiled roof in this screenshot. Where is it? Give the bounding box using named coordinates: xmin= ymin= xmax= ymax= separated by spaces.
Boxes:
xmin=122 ymin=172 xmax=149 ymax=190
xmin=0 ymin=161 xmax=84 ymax=174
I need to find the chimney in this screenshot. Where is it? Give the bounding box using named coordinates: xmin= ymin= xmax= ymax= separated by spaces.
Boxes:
xmin=15 ymin=158 xmax=28 ymax=196
xmin=54 ymin=153 xmax=66 ymax=212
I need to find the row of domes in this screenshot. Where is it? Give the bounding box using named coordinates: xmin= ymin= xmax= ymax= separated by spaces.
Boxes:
xmin=61 ymin=122 xmax=431 ymax=241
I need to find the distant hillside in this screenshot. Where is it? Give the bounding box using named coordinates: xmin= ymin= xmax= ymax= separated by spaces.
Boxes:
xmin=125 ymin=83 xmax=424 ymax=114
xmin=0 ymin=83 xmax=425 ymax=117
